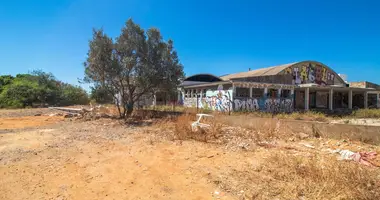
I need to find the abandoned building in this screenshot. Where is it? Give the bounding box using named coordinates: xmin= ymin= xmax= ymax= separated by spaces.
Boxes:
xmin=178 ymin=61 xmax=380 ymax=113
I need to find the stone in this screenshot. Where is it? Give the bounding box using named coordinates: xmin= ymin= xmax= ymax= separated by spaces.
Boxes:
xmin=64 ymin=113 xmax=74 ymax=118
xmin=298 ymin=132 xmax=309 ymax=140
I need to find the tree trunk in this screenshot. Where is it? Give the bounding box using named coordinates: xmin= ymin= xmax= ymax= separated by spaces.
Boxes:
xmin=126 ymin=102 xmax=134 ymax=117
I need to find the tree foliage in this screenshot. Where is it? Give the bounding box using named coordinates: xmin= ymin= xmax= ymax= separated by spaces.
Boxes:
xmin=0 ymin=72 xmax=89 ymax=108
xmin=84 ymin=19 xmax=184 ymax=118
xmin=90 ymin=85 xmax=114 ymax=104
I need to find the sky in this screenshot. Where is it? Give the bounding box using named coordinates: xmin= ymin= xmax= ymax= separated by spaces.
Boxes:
xmin=1 ymin=0 xmax=380 ymax=90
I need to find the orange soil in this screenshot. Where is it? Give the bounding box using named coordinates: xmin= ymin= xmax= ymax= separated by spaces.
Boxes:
xmin=0 ymin=116 xmax=64 ymax=129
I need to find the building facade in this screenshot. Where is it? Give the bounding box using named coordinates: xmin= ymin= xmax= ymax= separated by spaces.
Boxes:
xmin=178 ymin=61 xmax=380 ymax=113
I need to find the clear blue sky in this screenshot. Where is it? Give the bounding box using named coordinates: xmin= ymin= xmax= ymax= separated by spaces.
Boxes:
xmin=1 ymin=0 xmax=380 ymax=90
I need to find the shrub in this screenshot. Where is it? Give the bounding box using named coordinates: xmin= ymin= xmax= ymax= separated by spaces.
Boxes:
xmin=352 ymin=109 xmax=380 ymax=118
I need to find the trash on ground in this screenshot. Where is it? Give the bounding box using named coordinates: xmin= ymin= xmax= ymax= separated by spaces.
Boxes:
xmin=327 ymin=149 xmax=378 ymax=167
xmin=191 ymin=114 xmax=213 ymax=132
xmin=299 ymin=143 xmax=315 ymax=149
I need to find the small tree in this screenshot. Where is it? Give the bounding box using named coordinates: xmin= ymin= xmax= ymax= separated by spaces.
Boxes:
xmin=84 ymin=19 xmax=184 ymax=118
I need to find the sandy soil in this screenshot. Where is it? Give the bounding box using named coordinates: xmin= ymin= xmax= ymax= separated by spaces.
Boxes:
xmin=1 ymin=109 xmax=379 ymax=200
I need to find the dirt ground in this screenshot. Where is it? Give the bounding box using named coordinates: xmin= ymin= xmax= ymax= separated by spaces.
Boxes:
xmin=1 ymin=108 xmax=380 ymax=200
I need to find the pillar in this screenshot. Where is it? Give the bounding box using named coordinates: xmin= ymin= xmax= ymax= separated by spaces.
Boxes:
xmin=264 ymin=88 xmax=268 ymax=98
xmin=305 ymin=88 xmax=309 ymax=111
xmin=177 ymin=90 xmax=181 ymax=104
xmin=377 ymin=93 xmax=380 ymax=108
xmin=277 ymin=88 xmax=282 ymax=98
xmin=364 ymin=91 xmax=368 ymax=109
xmin=348 ymin=90 xmax=353 ymax=109
xmin=153 ymin=92 xmax=157 ymax=107
xmin=249 ymin=87 xmax=253 ymax=98
xmin=329 ymin=88 xmax=333 ymax=111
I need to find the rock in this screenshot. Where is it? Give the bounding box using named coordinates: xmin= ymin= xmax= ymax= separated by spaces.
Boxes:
xmin=64 ymin=113 xmax=74 ymax=118
xmin=298 ymin=132 xmax=309 ymax=140
xmin=34 ymin=113 xmax=42 ymax=116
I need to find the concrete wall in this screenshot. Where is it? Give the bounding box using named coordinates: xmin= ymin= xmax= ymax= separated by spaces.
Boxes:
xmin=222 ymin=116 xmax=380 ymax=145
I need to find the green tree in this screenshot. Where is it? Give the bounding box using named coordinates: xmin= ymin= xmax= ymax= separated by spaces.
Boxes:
xmin=0 ymin=77 xmax=39 ymax=108
xmin=90 ymin=85 xmax=114 ymax=104
xmin=59 ymin=84 xmax=89 ymax=106
xmin=84 ymin=18 xmax=184 ymax=118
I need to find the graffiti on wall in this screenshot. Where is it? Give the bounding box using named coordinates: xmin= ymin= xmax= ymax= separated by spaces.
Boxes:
xmin=200 ymin=89 xmax=233 ymax=112
xmin=183 ymin=88 xmax=233 ymax=112
xmin=183 ymin=87 xmax=293 ymax=113
xmin=282 ymin=62 xmax=336 ymax=85
xmin=233 ymin=97 xmax=293 ymax=113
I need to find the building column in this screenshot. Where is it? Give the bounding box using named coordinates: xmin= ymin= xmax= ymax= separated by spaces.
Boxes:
xmin=305 ymin=88 xmax=309 ymax=111
xmin=264 ymin=88 xmax=268 ymax=98
xmin=153 ymin=92 xmax=157 ymax=107
xmin=348 ymin=90 xmax=353 ymax=109
xmin=329 ymin=88 xmax=333 ymax=111
xmin=364 ymin=91 xmax=368 ymax=109
xmin=249 ymin=87 xmax=253 ymax=98
xmin=277 ymin=88 xmax=282 ymax=98
xmin=377 ymin=93 xmax=380 ymax=108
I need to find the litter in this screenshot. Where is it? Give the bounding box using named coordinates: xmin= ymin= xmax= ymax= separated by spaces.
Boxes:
xmin=328 ymin=149 xmax=378 ymax=167
xmin=191 ymin=114 xmax=213 ymax=132
xmin=299 ymin=143 xmax=315 ymax=149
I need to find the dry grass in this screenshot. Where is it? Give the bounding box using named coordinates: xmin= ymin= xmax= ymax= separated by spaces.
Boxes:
xmin=352 ymin=109 xmax=380 ymax=118
xmin=172 ymin=114 xmax=223 ymax=143
xmin=218 ymin=151 xmax=380 ymax=200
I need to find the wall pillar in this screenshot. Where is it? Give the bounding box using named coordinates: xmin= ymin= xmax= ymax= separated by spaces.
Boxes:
xmin=249 ymin=87 xmax=253 ymax=98
xmin=377 ymin=93 xmax=380 ymax=108
xmin=329 ymin=88 xmax=333 ymax=111
xmin=277 ymin=88 xmax=282 ymax=98
xmin=364 ymin=91 xmax=368 ymax=109
xmin=264 ymin=88 xmax=268 ymax=98
xmin=348 ymin=90 xmax=353 ymax=109
xmin=305 ymin=88 xmax=309 ymax=111
xmin=153 ymin=92 xmax=157 ymax=107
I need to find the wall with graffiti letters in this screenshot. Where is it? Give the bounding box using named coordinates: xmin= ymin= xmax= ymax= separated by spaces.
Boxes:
xmin=233 ymin=97 xmax=293 ymax=113
xmin=281 ymin=62 xmax=341 ymax=86
xmin=183 ymin=88 xmax=294 ymax=113
xmin=183 ymin=88 xmax=233 ymax=112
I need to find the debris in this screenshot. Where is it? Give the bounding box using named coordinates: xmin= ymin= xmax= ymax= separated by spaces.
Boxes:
xmin=328 ymin=149 xmax=378 ymax=167
xmin=191 ymin=114 xmax=213 ymax=132
xmin=298 ymin=132 xmax=309 ymax=140
xmin=64 ymin=113 xmax=74 ymax=118
xmin=299 ymin=143 xmax=315 ymax=149
xmin=257 ymin=141 xmax=277 ymax=148
xmin=49 ymin=113 xmax=63 ymax=117
xmin=34 ymin=113 xmax=42 ymax=116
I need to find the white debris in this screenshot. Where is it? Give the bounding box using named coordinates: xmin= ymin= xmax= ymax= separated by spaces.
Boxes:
xmin=191 ymin=114 xmax=213 ymax=132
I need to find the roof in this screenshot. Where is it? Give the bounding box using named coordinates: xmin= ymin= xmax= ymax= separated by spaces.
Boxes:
xmin=220 ymin=62 xmax=297 ymax=80
xmin=183 ymin=73 xmax=223 ymax=82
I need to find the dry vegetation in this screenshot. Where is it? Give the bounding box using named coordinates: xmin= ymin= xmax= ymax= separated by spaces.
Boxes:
xmin=160 ymin=112 xmax=380 ymax=199
xmin=1 ymin=107 xmax=380 ymax=199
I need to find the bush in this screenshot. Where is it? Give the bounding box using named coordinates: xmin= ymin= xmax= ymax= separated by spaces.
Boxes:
xmin=0 ymin=72 xmax=89 ymax=108
xmin=352 ymin=109 xmax=380 ymax=118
